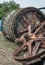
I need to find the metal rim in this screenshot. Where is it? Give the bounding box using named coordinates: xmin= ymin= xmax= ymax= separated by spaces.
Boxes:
xmin=14 ymin=7 xmax=45 ymax=38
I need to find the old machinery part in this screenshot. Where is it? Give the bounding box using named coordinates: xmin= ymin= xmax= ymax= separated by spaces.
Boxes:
xmin=2 ymin=7 xmax=45 ymax=41
xmin=13 ymin=20 xmax=45 ymax=64
xmin=14 ymin=7 xmax=45 ymax=38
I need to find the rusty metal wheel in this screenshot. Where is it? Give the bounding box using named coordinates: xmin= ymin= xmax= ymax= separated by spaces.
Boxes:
xmin=14 ymin=7 xmax=45 ymax=38
xmin=14 ymin=21 xmax=45 ymax=64
xmin=2 ymin=7 xmax=45 ymax=42
xmin=13 ymin=15 xmax=45 ymax=64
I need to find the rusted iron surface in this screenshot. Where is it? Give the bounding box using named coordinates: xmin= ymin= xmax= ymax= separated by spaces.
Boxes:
xmin=14 ymin=19 xmax=45 ymax=64
xmin=13 ymin=7 xmax=45 ymax=65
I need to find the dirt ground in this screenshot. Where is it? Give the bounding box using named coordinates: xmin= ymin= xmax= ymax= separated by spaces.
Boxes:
xmin=0 ymin=32 xmax=45 ymax=65
xmin=0 ymin=32 xmax=22 ymax=65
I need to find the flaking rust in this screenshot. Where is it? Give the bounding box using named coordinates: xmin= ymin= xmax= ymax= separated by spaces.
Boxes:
xmin=13 ymin=7 xmax=45 ymax=65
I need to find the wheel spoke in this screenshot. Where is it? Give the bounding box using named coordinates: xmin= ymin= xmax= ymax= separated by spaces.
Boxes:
xmin=20 ymin=20 xmax=27 ymax=28
xmin=28 ymin=24 xmax=32 ymax=35
xmin=35 ymin=37 xmax=45 ymax=41
xmin=32 ymin=32 xmax=45 ymax=56
xmin=23 ymin=15 xmax=29 ymax=25
xmin=34 ymin=21 xmax=45 ymax=35
xmin=31 ymin=12 xmax=37 ymax=24
xmin=32 ymin=41 xmax=41 ymax=56
xmin=27 ymin=40 xmax=32 ymax=56
xmin=18 ymin=28 xmax=28 ymax=34
xmin=24 ymin=40 xmax=35 ymax=58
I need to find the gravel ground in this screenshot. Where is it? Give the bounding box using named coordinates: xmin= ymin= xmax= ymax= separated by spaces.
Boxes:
xmin=0 ymin=32 xmax=45 ymax=65
xmin=0 ymin=32 xmax=22 ymax=65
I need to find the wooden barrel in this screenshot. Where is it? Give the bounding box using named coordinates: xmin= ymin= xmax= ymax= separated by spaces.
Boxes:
xmin=2 ymin=7 xmax=45 ymax=42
